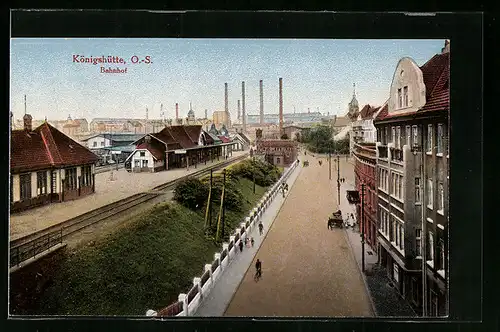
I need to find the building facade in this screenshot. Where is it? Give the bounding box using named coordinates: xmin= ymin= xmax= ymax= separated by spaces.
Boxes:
xmin=352 ymin=104 xmax=384 ymax=144
xmin=10 ymin=115 xmax=99 ymax=212
xmin=374 ymin=41 xmax=449 ymax=316
xmin=353 ymin=142 xmax=378 ymax=250
xmin=255 ymin=139 xmax=298 ymax=167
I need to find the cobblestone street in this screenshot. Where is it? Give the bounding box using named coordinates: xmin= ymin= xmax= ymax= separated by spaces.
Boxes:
xmin=224 ymin=154 xmax=373 ymax=317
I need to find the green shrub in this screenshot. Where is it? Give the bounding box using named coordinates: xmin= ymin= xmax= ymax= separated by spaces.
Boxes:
xmin=173 ymin=177 xmax=209 ymax=210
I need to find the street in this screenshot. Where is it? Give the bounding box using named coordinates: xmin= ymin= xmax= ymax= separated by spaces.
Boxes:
xmin=224 ymin=154 xmax=373 ymax=317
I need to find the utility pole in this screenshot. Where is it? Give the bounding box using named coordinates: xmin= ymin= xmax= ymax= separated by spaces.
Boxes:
xmin=252 ymin=157 xmax=256 ymax=194
xmin=209 ymin=169 xmax=213 ymax=227
xmin=361 ymin=183 xmax=366 ymax=273
xmin=221 ymin=169 xmax=226 ymax=239
xmin=329 ymin=152 xmax=332 ymax=180
xmin=337 ymin=154 xmax=341 ymax=205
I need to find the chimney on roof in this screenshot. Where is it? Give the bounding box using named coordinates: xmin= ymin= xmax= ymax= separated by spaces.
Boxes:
xmin=237 ymin=99 xmax=241 ymax=120
xmin=442 ymin=39 xmax=450 ymax=54
xmin=242 ymin=81 xmax=246 ymax=133
xmin=259 ymin=80 xmax=264 ymax=125
xmin=279 ymin=78 xmax=283 ymax=137
xmin=175 ymin=103 xmax=179 ymax=120
xmin=23 ymin=113 xmax=33 ymax=132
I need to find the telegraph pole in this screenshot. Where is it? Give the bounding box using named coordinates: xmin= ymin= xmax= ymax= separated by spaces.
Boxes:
xmin=337 ymin=155 xmax=341 ymax=205
xmin=209 ymin=169 xmax=213 ymax=227
xmin=221 ymin=169 xmax=226 ymax=239
xmin=361 ymin=183 xmax=366 ymax=273
xmin=329 ymin=152 xmax=332 ymax=180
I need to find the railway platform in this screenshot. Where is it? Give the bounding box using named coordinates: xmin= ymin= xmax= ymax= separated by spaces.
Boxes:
xmin=10 ymin=151 xmax=248 ymax=241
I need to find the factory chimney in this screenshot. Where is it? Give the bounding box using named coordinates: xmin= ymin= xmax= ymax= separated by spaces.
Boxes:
xmin=279 ymin=77 xmax=283 ymax=137
xmin=205 ymin=109 xmax=208 ymax=119
xmin=237 ymin=99 xmax=241 ymax=120
xmin=225 ymin=83 xmax=229 ymax=115
xmin=259 ymin=80 xmax=264 ymax=125
xmin=175 ymin=103 xmax=179 ymax=121
xmin=242 ymin=81 xmax=246 ymax=133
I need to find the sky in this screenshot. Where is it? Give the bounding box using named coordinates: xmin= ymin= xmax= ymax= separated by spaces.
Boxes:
xmin=10 ymin=38 xmax=445 ymax=121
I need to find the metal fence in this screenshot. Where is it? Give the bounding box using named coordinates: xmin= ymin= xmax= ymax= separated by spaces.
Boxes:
xmin=187 ymin=285 xmax=199 ymax=303
xmin=200 ymin=270 xmax=210 ymax=286
xmin=211 ymin=259 xmax=219 ymax=273
xmin=157 ymin=301 xmax=184 ymax=317
xmin=10 ymin=229 xmax=63 ymax=268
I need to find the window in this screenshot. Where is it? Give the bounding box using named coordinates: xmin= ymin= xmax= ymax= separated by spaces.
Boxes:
xmin=428 ymin=231 xmax=434 ymax=262
xmin=428 ymin=179 xmax=433 ymax=208
xmin=392 ymin=173 xmax=396 ymax=195
xmin=427 ymin=124 xmax=433 ymax=153
xmin=134 ymin=160 xmax=140 ymax=167
xmin=93 ymin=141 xmax=97 ymax=147
xmin=438 ymin=238 xmax=445 ymax=271
xmin=406 ymin=125 xmax=411 ymax=147
xmin=401 ymin=225 xmax=405 ymax=250
xmin=37 ymin=171 xmax=47 ymax=195
xmin=416 ymin=229 xmax=422 ymax=257
xmin=393 ymin=263 xmax=399 ymax=283
xmin=82 ymin=165 xmax=92 ymax=187
xmin=399 ymin=175 xmax=404 ymax=200
xmin=415 ymin=178 xmax=421 ymax=203
xmin=437 ymin=124 xmax=444 ymax=154
xmin=140 ymin=151 xmax=146 ymax=157
xmin=101 ymin=141 xmax=105 ymax=146
xmin=276 ymin=157 xmax=281 ymax=164
xmin=397 ymin=88 xmax=402 ymax=108
xmin=396 ymin=126 xmax=401 ymax=149
xmin=438 ymin=183 xmax=444 ymax=213
xmin=65 ymin=168 xmax=78 ymax=190
xmin=20 ymin=173 xmax=31 ymax=200
xmin=403 ymin=86 xmax=409 ymax=107
xmin=412 ymin=125 xmax=418 ymax=147
xmin=391 ymin=127 xmax=396 ymax=144
xmin=142 ymin=160 xmax=148 ymax=168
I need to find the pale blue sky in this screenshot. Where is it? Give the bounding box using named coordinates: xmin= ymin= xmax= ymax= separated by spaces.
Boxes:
xmin=10 ymin=38 xmax=445 ymax=121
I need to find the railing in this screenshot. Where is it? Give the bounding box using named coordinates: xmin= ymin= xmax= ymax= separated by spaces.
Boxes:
xmin=10 ymin=229 xmax=63 ymax=268
xmin=148 ymin=159 xmax=300 ymax=317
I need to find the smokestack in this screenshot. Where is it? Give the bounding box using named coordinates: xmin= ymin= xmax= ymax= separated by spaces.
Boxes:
xmin=279 ymin=78 xmax=283 ymax=137
xmin=259 ymin=80 xmax=264 ymax=125
xmin=225 ymin=83 xmax=228 ymax=115
xmin=205 ymin=109 xmax=208 ymax=119
xmin=242 ymin=81 xmax=246 ymax=133
xmin=237 ymin=100 xmax=241 ymax=120
xmin=175 ymin=103 xmax=179 ymax=120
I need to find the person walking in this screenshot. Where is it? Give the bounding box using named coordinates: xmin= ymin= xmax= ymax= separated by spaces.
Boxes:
xmin=239 ymin=240 xmax=244 ymax=252
xmin=258 ymin=222 xmax=264 ymax=235
xmin=251 ymin=237 xmax=255 ymax=247
xmin=254 ymin=259 xmax=262 ymax=281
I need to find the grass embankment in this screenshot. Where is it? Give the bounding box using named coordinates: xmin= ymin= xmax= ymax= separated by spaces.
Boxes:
xmin=29 ymin=177 xmax=268 ymax=316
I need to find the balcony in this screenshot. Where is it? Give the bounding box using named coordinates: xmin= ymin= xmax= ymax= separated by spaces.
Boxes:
xmin=378 ymin=145 xmax=388 ymax=159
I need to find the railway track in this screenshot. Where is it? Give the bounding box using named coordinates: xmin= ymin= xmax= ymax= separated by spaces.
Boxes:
xmin=9 ymin=153 xmax=248 ymax=269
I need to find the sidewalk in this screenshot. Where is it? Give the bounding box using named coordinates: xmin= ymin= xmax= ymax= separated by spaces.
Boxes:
xmin=339 ymin=167 xmax=417 ymax=317
xmin=194 ymin=163 xmax=302 ymax=317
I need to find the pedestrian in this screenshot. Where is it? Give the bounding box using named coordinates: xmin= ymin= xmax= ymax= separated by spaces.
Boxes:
xmin=255 ymin=259 xmax=262 ymax=280
xmin=239 ymin=240 xmax=244 ymax=252
xmin=251 ymin=237 xmax=255 ymax=247
xmin=258 ymin=222 xmax=264 ymax=235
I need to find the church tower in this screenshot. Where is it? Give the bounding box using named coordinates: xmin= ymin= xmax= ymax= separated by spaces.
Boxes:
xmin=347 ymin=83 xmax=359 ymax=122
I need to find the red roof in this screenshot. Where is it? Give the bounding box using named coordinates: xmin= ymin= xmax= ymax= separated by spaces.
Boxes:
xmin=136 ymin=142 xmax=165 ymax=160
xmin=375 ymin=52 xmax=449 ymax=122
xmin=166 ymin=126 xmax=197 ymax=149
xmin=11 ymin=122 xmax=98 ymax=173
xmin=152 ymin=128 xmax=183 ymax=151
xmin=183 ymin=125 xmax=202 ymax=144
xmin=218 ymin=135 xmax=231 ymax=143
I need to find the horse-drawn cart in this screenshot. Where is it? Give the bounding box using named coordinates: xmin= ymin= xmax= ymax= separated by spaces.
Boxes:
xmin=327 ymin=210 xmax=343 ymax=229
